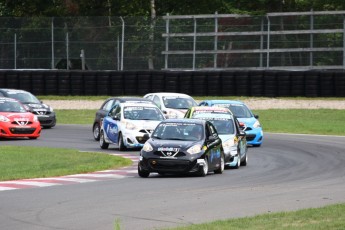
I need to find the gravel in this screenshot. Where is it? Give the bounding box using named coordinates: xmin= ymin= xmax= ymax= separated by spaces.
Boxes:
xmin=44 ymin=98 xmax=345 ymax=110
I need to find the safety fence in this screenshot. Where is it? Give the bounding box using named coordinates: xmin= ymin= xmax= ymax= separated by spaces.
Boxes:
xmin=0 ymin=70 xmax=344 ymax=97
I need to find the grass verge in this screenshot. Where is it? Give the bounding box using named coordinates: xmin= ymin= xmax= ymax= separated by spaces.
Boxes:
xmin=0 ymin=146 xmax=132 ymax=181
xmin=167 ymin=203 xmax=345 ymax=230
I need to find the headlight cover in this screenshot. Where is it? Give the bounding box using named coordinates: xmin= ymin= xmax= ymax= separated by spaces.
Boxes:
xmin=125 ymin=121 xmax=137 ymax=130
xmin=187 ymin=144 xmax=202 ymax=154
xmin=222 ymin=138 xmax=235 ymax=149
xmin=33 ymin=115 xmax=38 ymax=122
xmin=253 ymin=120 xmax=261 ymax=128
xmin=167 ymin=110 xmax=178 ymax=118
xmin=142 ymin=142 xmax=153 ymax=152
xmin=0 ymin=115 xmax=10 ymax=122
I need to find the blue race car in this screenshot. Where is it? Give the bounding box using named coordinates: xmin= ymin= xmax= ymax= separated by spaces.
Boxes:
xmin=199 ymin=100 xmax=263 ymax=147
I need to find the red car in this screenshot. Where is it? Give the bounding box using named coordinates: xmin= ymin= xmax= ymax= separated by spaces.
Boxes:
xmin=0 ymin=97 xmax=41 ymax=139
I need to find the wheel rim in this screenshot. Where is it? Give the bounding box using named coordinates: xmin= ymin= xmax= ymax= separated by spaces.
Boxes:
xmin=203 ymin=158 xmax=208 ymax=175
xmin=220 ymin=155 xmax=225 ymax=171
xmin=100 ymin=132 xmax=104 ymax=146
xmin=119 ymin=134 xmax=123 ymax=148
xmin=93 ymin=125 xmax=99 ymax=139
xmin=237 ymin=155 xmax=241 ymax=167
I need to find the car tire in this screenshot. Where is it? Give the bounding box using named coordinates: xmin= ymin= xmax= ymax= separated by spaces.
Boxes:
xmin=99 ymin=131 xmax=109 ymax=149
xmin=214 ymin=153 xmax=225 ymax=174
xmin=93 ymin=123 xmax=100 ymax=141
xmin=198 ymin=157 xmax=209 ymax=177
xmin=138 ymin=164 xmax=150 ymax=178
xmin=252 ymin=144 xmax=261 ymax=147
xmin=241 ymin=153 xmax=248 ymax=166
xmin=118 ymin=133 xmax=127 ymax=151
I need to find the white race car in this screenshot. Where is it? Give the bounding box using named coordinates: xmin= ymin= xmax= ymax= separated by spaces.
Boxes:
xmin=144 ymin=92 xmax=198 ymax=119
xmin=99 ymin=102 xmax=165 ymax=151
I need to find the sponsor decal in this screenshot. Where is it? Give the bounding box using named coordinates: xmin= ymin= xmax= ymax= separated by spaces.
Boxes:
xmin=158 ymin=147 xmax=180 ymax=152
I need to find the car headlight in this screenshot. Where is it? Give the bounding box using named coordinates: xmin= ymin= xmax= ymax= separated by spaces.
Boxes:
xmin=33 ymin=115 xmax=38 ymax=122
xmin=0 ymin=115 xmax=10 ymax=122
xmin=187 ymin=144 xmax=202 ymax=154
xmin=125 ymin=121 xmax=137 ymax=130
xmin=142 ymin=142 xmax=153 ymax=152
xmin=222 ymin=138 xmax=235 ymax=149
xmin=253 ymin=120 xmax=261 ymax=128
xmin=167 ymin=110 xmax=178 ymax=118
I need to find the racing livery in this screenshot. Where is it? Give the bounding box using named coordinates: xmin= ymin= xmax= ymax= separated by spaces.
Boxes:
xmin=0 ymin=97 xmax=41 ymax=139
xmin=138 ymin=119 xmax=225 ymax=177
xmin=199 ymin=100 xmax=263 ymax=147
xmin=99 ymin=102 xmax=165 ymax=151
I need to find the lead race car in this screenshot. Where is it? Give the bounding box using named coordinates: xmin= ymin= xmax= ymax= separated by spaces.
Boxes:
xmin=138 ymin=119 xmax=225 ymax=177
xmin=0 ymin=97 xmax=41 ymax=139
xmin=99 ymin=102 xmax=165 ymax=151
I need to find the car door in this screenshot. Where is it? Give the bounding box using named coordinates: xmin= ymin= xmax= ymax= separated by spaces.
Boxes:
xmin=205 ymin=122 xmax=222 ymax=170
xmin=234 ymin=118 xmax=247 ymax=159
xmin=103 ymin=105 xmax=121 ymax=144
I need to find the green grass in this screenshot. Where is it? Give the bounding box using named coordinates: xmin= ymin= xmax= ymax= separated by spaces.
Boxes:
xmin=56 ymin=108 xmax=345 ymax=136
xmin=254 ymin=109 xmax=345 ymax=136
xmin=167 ymin=203 xmax=345 ymax=230
xmin=0 ymin=146 xmax=132 ymax=181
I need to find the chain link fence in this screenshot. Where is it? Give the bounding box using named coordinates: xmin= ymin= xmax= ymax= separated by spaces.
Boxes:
xmin=0 ymin=12 xmax=344 ymax=71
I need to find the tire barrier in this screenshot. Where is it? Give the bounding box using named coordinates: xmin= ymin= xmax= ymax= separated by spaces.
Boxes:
xmin=0 ymin=70 xmax=344 ymax=97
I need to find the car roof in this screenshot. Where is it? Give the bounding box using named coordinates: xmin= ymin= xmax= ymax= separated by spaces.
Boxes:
xmin=120 ymin=102 xmax=158 ymax=107
xmin=160 ymin=118 xmax=206 ymax=125
xmin=145 ymin=92 xmax=193 ymax=98
xmin=0 ymin=88 xmax=29 ymax=94
xmin=203 ymin=100 xmax=244 ymax=105
xmin=191 ymin=106 xmax=230 ymax=112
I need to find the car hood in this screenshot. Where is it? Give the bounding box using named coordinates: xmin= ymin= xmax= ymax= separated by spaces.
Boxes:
xmin=0 ymin=112 xmax=36 ymax=122
xmin=126 ymin=120 xmax=162 ymax=130
xmin=149 ymin=139 xmax=200 ymax=150
xmin=219 ymin=133 xmax=235 ymax=142
xmin=237 ymin=117 xmax=256 ymax=126
xmin=22 ymin=102 xmax=50 ymax=110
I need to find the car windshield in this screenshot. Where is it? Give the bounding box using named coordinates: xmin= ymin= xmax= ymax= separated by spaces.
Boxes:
xmin=123 ymin=106 xmax=164 ymax=120
xmin=162 ymin=96 xmax=197 ymax=109
xmin=215 ymin=104 xmax=252 ymax=118
xmin=152 ymin=123 xmax=203 ymax=141
xmin=193 ymin=114 xmax=235 ymax=135
xmin=0 ymin=100 xmax=26 ymax=113
xmin=192 ymin=110 xmax=230 ymax=118
xmin=6 ymin=91 xmax=40 ymax=104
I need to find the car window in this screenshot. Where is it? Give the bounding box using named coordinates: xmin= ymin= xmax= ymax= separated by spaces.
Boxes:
xmin=103 ymin=99 xmax=114 ymax=111
xmin=6 ymin=91 xmax=40 ymax=104
xmin=229 ymin=104 xmax=252 ymax=118
xmin=0 ymin=100 xmax=26 ymax=113
xmin=162 ymin=96 xmax=197 ymax=109
xmin=109 ymin=105 xmax=120 ymax=117
xmin=209 ymin=119 xmax=235 ymax=135
xmin=207 ymin=122 xmax=218 ymax=137
xmin=152 ymin=95 xmax=161 ymax=109
xmin=152 ymin=123 xmax=203 ymax=141
xmin=123 ymin=106 xmax=164 ymax=120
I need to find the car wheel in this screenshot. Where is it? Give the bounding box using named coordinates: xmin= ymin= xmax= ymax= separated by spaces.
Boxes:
xmin=241 ymin=153 xmax=248 ymax=166
xmin=93 ymin=123 xmax=100 ymax=141
xmin=214 ymin=153 xmax=225 ymax=174
xmin=118 ymin=133 xmax=127 ymax=151
xmin=138 ymin=164 xmax=150 ymax=178
xmin=198 ymin=157 xmax=209 ymax=177
xmin=99 ymin=131 xmax=109 ymax=149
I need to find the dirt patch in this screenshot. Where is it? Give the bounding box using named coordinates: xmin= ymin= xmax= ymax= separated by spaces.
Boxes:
xmin=44 ymin=99 xmax=345 ymax=110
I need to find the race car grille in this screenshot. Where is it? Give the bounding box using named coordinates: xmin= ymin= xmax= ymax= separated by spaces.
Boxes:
xmin=10 ymin=128 xmax=36 ymax=134
xmin=39 ymin=119 xmax=54 ymax=125
xmin=136 ymin=136 xmax=149 ymax=144
xmin=11 ymin=121 xmax=33 ymax=125
xmin=33 ymin=111 xmax=51 ymax=115
xmin=148 ymin=159 xmax=191 ymax=171
xmin=153 ymin=151 xmax=186 ymax=157
xmin=246 ymin=134 xmax=256 ymax=141
xmin=139 ymin=129 xmax=153 ymax=134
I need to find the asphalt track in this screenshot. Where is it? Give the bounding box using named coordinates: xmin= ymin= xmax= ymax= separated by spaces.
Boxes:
xmin=1 ymin=124 xmax=345 ymax=230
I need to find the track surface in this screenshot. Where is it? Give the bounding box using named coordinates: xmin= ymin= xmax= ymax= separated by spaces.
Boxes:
xmin=1 ymin=124 xmax=345 ymax=230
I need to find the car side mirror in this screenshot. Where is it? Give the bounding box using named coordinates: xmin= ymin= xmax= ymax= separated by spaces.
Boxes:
xmin=254 ymin=114 xmax=259 ymax=119
xmin=112 ymin=115 xmax=120 ymax=121
xmin=239 ymin=122 xmax=245 ymax=130
xmin=143 ymin=133 xmax=150 ymax=139
xmin=239 ymin=130 xmax=246 ymax=137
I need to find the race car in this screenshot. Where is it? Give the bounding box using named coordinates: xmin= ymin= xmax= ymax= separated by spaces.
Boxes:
xmin=0 ymin=88 xmax=56 ymax=128
xmin=191 ymin=112 xmax=248 ymax=168
xmin=184 ymin=106 xmax=233 ymax=118
xmin=99 ymin=102 xmax=165 ymax=151
xmin=0 ymin=97 xmax=41 ymax=139
xmin=144 ymin=92 xmax=198 ymax=119
xmin=138 ymin=119 xmax=225 ymax=177
xmin=199 ymin=100 xmax=263 ymax=147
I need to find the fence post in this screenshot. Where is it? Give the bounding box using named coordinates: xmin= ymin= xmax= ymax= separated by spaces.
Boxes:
xmin=266 ymin=15 xmax=270 ymax=69
xmin=14 ymin=33 xmax=17 ymax=69
xmin=120 ymin=16 xmax=125 ymax=71
xmin=164 ymin=13 xmax=170 ymax=70
xmin=193 ymin=16 xmax=196 ymax=70
xmin=214 ymin=12 xmax=218 ymax=68
xmin=51 ymin=18 xmax=55 ymax=69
